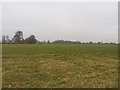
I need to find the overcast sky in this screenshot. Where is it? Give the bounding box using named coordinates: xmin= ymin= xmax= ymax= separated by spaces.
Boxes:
xmin=2 ymin=2 xmax=118 ymax=42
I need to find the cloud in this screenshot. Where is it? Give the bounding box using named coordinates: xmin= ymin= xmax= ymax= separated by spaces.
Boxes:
xmin=2 ymin=2 xmax=118 ymax=42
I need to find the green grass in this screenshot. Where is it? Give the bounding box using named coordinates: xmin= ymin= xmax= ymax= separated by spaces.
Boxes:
xmin=2 ymin=44 xmax=118 ymax=88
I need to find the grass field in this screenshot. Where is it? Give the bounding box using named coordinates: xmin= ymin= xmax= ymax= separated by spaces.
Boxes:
xmin=2 ymin=44 xmax=118 ymax=88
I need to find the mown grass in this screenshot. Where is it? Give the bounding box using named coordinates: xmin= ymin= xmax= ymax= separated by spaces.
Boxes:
xmin=2 ymin=44 xmax=118 ymax=88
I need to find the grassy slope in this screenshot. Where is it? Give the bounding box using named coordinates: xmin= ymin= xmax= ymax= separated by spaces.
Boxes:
xmin=2 ymin=44 xmax=118 ymax=88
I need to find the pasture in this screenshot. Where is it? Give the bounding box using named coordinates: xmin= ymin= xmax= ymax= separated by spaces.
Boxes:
xmin=2 ymin=44 xmax=118 ymax=88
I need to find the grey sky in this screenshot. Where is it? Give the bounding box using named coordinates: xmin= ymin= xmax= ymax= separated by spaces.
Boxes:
xmin=2 ymin=2 xmax=118 ymax=42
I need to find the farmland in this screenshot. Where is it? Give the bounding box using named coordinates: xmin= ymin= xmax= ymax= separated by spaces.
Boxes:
xmin=2 ymin=44 xmax=118 ymax=88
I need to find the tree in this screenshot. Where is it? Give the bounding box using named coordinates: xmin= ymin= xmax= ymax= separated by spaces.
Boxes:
xmin=2 ymin=35 xmax=11 ymax=44
xmin=25 ymin=35 xmax=37 ymax=44
xmin=89 ymin=41 xmax=93 ymax=44
xmin=2 ymin=35 xmax=6 ymax=44
xmin=12 ymin=30 xmax=24 ymax=44
xmin=47 ymin=40 xmax=50 ymax=44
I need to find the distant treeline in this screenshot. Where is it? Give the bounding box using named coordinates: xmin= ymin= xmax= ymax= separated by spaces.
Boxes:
xmin=1 ymin=30 xmax=117 ymax=44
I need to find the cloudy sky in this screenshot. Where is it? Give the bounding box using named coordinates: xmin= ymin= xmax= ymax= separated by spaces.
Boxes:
xmin=2 ymin=2 xmax=118 ymax=42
